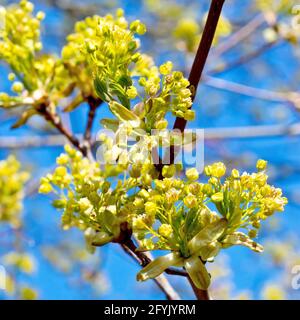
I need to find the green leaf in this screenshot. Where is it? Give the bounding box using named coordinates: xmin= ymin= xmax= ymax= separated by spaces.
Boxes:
xmin=109 ymin=101 xmax=140 ymax=125
xmin=184 ymin=255 xmax=211 ymax=290
xmin=11 ymin=109 xmax=37 ymax=129
xmin=221 ymin=232 xmax=263 ymax=252
xmin=91 ymin=232 xmax=114 ymax=246
xmin=101 ymin=118 xmax=120 ymax=131
xmin=117 ymin=74 xmax=133 ymax=87
xmin=188 ymin=218 xmax=227 ymax=255
xmin=94 ymin=77 xmax=110 ymax=102
xmin=137 ymin=252 xmax=183 ymax=281
xmin=109 ymin=82 xmax=130 ymax=109
xmin=198 ymin=241 xmax=221 ymax=261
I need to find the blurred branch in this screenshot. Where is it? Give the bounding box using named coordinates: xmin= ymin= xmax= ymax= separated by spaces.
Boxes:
xmin=0 ymin=134 xmax=67 ymax=148
xmin=2 ymin=122 xmax=300 ymax=150
xmin=46 ymin=0 xmax=99 ymax=16
xmin=212 ymin=13 xmax=267 ymax=57
xmin=204 ymin=123 xmax=300 ymax=139
xmin=203 ymin=75 xmax=300 ymax=107
xmin=209 ymin=40 xmax=278 ymax=75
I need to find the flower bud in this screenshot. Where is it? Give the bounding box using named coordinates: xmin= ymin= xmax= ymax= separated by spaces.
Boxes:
xmin=211 ymin=192 xmax=224 ymax=203
xmin=184 ymin=194 xmax=197 ymax=208
xmin=158 ymin=224 xmax=173 ymax=238
xmin=256 ymin=159 xmax=268 ymax=171
xmin=186 ymin=168 xmax=199 ymax=181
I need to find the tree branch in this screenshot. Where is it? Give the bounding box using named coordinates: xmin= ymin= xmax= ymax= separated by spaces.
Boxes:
xmin=212 ymin=13 xmax=266 ymax=57
xmin=187 ymin=275 xmax=210 ymax=300
xmin=121 ymin=238 xmax=182 ymax=300
xmin=42 ymin=106 xmax=86 ymax=154
xmin=208 ymin=40 xmax=278 ymax=75
xmin=158 ymin=0 xmax=226 ymax=174
xmin=202 ymin=76 xmax=300 ymax=106
xmin=84 ymin=97 xmax=102 ymax=145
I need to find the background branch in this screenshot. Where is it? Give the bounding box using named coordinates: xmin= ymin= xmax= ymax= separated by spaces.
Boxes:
xmin=203 ymin=76 xmax=300 ymax=107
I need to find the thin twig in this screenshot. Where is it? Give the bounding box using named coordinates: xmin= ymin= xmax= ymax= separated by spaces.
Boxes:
xmin=202 ymin=75 xmax=300 ymax=105
xmin=211 ymin=13 xmax=265 ymax=57
xmin=122 ymin=238 xmax=187 ymax=277
xmin=209 ymin=41 xmax=278 ymax=75
xmin=38 ymin=103 xmax=86 ymax=155
xmin=3 ymin=122 xmax=300 ymax=149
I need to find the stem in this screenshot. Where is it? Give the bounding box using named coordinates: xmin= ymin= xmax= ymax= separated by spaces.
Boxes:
xmin=187 ymin=275 xmax=210 ymax=300
xmin=159 ymin=0 xmax=226 ymax=298
xmin=122 ymin=238 xmax=187 ymax=276
xmin=41 ymin=105 xmax=85 ymax=155
xmin=122 ymin=238 xmax=182 ymax=300
xmin=84 ymin=97 xmax=102 ymax=144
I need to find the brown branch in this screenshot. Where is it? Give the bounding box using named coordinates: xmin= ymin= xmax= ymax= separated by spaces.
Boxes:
xmin=84 ymin=97 xmax=102 ymax=144
xmin=187 ymin=275 xmax=210 ymax=300
xmin=202 ymin=76 xmax=300 ymax=104
xmin=158 ymin=0 xmax=226 ymax=175
xmin=121 ymin=238 xmax=182 ymax=300
xmin=122 ymin=238 xmax=187 ymax=277
xmin=40 ymin=105 xmax=86 ymax=155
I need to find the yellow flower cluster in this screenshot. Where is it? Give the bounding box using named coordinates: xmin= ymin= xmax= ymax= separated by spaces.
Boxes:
xmin=135 ymin=160 xmax=287 ymax=289
xmin=62 ymin=10 xmax=146 ymax=107
xmin=39 ymin=145 xmax=144 ymax=252
xmin=41 ymin=149 xmax=287 ymax=290
xmin=138 ymin=62 xmax=194 ymax=128
xmin=0 ymin=155 xmax=29 ymax=227
xmin=0 ymin=1 xmax=76 ymax=126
